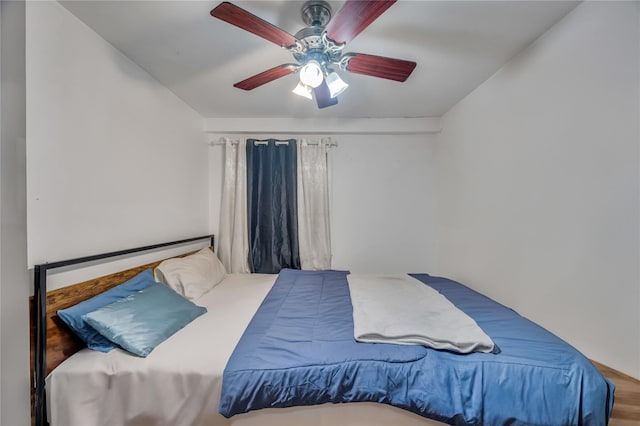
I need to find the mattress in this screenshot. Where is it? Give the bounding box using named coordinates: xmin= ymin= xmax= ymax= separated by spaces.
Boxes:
xmin=47 ymin=270 xmax=614 ymax=426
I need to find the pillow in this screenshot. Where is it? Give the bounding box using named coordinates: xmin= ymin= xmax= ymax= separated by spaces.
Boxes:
xmin=82 ymin=283 xmax=207 ymax=357
xmin=154 ymin=247 xmax=226 ymax=300
xmin=57 ymin=269 xmax=156 ymax=352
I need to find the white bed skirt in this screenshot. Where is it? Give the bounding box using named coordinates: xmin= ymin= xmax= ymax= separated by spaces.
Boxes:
xmin=229 ymin=402 xmax=441 ymax=426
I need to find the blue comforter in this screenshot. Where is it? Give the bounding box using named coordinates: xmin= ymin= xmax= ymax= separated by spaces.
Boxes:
xmin=219 ymin=269 xmax=614 ymax=425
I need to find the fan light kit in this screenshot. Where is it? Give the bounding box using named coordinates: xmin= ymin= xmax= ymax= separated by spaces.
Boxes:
xmin=211 ymin=0 xmax=416 ymax=109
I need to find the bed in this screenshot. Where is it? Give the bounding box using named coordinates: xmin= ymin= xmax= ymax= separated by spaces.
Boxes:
xmin=31 ymin=236 xmax=615 ymax=426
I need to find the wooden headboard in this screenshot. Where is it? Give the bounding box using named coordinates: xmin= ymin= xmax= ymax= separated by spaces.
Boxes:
xmin=30 ymin=235 xmax=215 ymax=426
xmin=29 ymin=257 xmax=181 ymax=376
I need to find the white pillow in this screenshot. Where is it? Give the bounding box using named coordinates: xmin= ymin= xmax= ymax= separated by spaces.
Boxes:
xmin=154 ymin=248 xmax=226 ymax=300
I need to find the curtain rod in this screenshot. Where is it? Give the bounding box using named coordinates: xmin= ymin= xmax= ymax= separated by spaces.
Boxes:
xmin=212 ymin=137 xmax=338 ymax=148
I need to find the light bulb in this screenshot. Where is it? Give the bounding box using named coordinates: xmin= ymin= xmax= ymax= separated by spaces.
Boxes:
xmin=299 ymin=60 xmax=324 ymax=89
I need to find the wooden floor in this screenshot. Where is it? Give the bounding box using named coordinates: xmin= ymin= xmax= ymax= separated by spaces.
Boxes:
xmin=592 ymin=360 xmax=640 ymax=425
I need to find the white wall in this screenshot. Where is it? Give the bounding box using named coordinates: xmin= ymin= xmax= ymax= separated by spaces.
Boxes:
xmin=436 ymin=1 xmax=639 ymax=379
xmin=1 ymin=1 xmax=29 ymax=424
xmin=9 ymin=3 xmax=211 ymax=424
xmin=209 ymin=131 xmax=439 ymax=274
xmin=26 ymin=1 xmax=210 ymax=287
xmin=1 ymin=6 xmax=3 ymax=421
xmin=331 ymin=134 xmax=438 ymax=272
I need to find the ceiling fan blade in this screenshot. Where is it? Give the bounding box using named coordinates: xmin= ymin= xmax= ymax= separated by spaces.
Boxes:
xmin=313 ymin=80 xmax=338 ymax=109
xmin=345 ymin=53 xmax=416 ymax=82
xmin=233 ymin=64 xmax=298 ymax=90
xmin=325 ymin=0 xmax=397 ymax=45
xmin=211 ymin=2 xmax=298 ymax=49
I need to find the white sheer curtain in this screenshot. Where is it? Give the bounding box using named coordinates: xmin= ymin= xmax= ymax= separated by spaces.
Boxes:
xmin=218 ymin=138 xmax=250 ymax=273
xmin=297 ymin=138 xmax=332 ymax=270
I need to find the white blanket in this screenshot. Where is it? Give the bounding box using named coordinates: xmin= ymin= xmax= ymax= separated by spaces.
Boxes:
xmin=348 ymin=274 xmax=494 ymax=353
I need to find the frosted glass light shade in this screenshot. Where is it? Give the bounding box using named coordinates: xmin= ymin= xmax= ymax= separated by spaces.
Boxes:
xmin=292 ymin=81 xmax=313 ymax=99
xmin=326 ymin=71 xmax=348 ymax=98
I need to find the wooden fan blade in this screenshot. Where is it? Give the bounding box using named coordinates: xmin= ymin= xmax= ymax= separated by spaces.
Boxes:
xmin=234 ymin=64 xmax=298 ymax=90
xmin=325 ymin=0 xmax=397 ymax=45
xmin=211 ymin=2 xmax=298 ymax=49
xmin=345 ymin=53 xmax=416 ymax=82
xmin=314 ymin=80 xmax=338 ymax=109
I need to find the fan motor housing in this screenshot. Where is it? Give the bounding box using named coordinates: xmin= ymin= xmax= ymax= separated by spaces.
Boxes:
xmin=294 ymin=1 xmax=343 ymax=67
xmin=301 ymin=0 xmax=331 ymax=27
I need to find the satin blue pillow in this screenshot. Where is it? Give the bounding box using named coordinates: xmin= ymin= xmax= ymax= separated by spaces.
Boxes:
xmin=57 ymin=269 xmax=156 ymax=352
xmin=82 ymin=283 xmax=207 ymax=357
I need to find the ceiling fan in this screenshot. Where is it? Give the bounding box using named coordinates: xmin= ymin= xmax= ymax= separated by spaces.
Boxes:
xmin=210 ymin=0 xmax=417 ymax=108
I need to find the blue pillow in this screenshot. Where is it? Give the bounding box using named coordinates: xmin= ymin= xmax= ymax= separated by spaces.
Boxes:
xmin=82 ymin=283 xmax=207 ymax=357
xmin=57 ymin=269 xmax=156 ymax=352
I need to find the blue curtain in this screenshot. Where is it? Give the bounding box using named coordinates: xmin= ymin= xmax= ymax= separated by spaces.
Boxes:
xmin=246 ymin=139 xmax=300 ymax=273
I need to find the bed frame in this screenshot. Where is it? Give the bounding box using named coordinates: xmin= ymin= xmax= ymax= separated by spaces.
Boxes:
xmin=30 ymin=234 xmax=215 ymax=426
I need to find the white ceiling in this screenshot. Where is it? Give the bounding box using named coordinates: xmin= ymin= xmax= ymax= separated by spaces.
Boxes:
xmin=59 ymin=0 xmax=579 ymax=119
